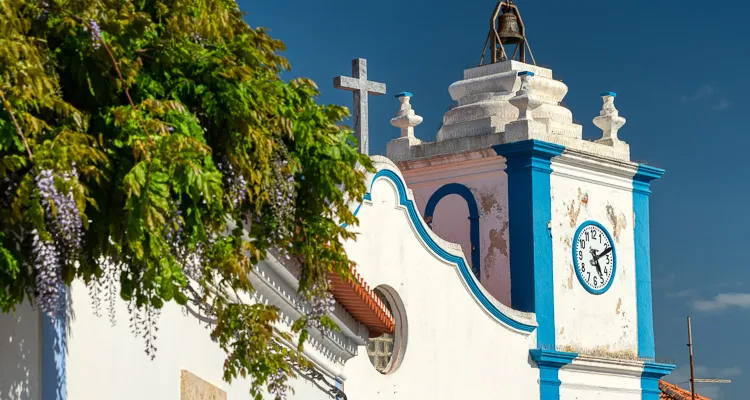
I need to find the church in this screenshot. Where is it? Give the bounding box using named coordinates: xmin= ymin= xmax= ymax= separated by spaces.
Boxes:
xmin=1 ymin=1 xmax=711 ymax=399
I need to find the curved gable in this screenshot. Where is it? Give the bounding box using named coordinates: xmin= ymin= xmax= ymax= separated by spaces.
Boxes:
xmin=347 ymin=156 xmax=536 ymax=333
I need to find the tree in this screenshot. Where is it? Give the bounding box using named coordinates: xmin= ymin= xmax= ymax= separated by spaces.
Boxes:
xmin=0 ymin=0 xmax=372 ymax=398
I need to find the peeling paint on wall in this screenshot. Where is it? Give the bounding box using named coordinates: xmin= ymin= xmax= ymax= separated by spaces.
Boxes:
xmin=615 ymin=298 xmax=622 ymax=315
xmin=566 ymin=266 xmax=574 ymax=290
xmin=605 ymin=204 xmax=628 ymax=243
xmin=567 ymin=189 xmax=589 ymax=228
xmin=484 ymin=217 xmax=509 ymax=279
xmin=551 ymin=166 xmax=638 ymax=355
xmin=478 ymin=190 xmax=499 ymax=216
xmin=407 ymin=172 xmax=512 ymax=307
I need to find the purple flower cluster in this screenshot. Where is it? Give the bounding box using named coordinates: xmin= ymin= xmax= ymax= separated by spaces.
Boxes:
xmin=304 ymin=281 xmax=336 ymax=334
xmin=190 ymin=33 xmax=205 ymax=44
xmin=268 ymin=158 xmax=296 ymax=245
xmin=268 ymin=369 xmax=289 ymax=400
xmin=33 ymin=168 xmax=84 ymax=318
xmin=38 ymin=1 xmax=49 ymax=20
xmin=219 ymin=161 xmax=248 ymax=209
xmin=163 ymin=202 xmax=205 ymax=281
xmin=57 ymin=169 xmax=84 ymax=263
xmin=86 ymin=19 xmax=102 ymax=49
xmin=31 ymin=229 xmax=63 ymax=317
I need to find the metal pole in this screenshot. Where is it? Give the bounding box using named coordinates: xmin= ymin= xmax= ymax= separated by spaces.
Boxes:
xmin=687 ymin=316 xmax=696 ymax=400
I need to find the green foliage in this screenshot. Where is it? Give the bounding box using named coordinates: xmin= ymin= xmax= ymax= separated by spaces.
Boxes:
xmin=0 ymin=0 xmax=372 ymax=397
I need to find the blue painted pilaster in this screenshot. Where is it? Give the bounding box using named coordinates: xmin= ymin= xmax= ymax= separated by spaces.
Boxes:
xmin=529 ymin=349 xmax=577 ymax=399
xmin=494 ymin=140 xmax=564 ymax=349
xmin=632 ymin=165 xmax=664 ymax=361
xmin=42 ymin=289 xmax=67 ymax=400
xmin=641 ymin=362 xmax=675 ymax=400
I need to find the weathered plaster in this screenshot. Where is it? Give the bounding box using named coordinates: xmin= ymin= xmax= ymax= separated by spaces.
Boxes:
xmin=551 ymin=152 xmax=639 ymax=354
xmin=399 ymin=153 xmax=512 ymax=306
xmin=343 ymin=157 xmax=539 ymax=400
xmin=606 ymin=203 xmax=628 ymax=243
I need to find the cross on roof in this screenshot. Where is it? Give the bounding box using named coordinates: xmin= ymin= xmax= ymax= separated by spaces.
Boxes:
xmin=333 ymin=58 xmax=386 ymax=155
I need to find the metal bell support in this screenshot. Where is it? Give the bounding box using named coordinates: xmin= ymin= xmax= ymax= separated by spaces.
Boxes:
xmin=480 ymin=0 xmax=536 ymax=65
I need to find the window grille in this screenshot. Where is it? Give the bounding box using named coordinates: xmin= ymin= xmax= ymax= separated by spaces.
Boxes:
xmin=366 ymin=290 xmax=394 ymax=373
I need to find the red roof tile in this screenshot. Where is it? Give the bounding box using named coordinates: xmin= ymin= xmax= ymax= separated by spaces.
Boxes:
xmin=659 ymin=380 xmax=712 ymax=400
xmin=328 ymin=265 xmax=395 ymax=336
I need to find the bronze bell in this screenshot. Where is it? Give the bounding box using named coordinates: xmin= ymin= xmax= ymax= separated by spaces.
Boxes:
xmin=497 ymin=9 xmax=524 ymax=45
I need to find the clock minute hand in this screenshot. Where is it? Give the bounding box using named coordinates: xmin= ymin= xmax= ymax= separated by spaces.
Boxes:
xmin=595 ymin=246 xmax=613 ymax=261
xmin=590 ymin=248 xmax=603 ymax=276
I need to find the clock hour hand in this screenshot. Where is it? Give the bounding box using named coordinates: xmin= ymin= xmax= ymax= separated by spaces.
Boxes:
xmin=595 ymin=246 xmax=613 ymax=261
xmin=589 ymin=248 xmax=603 ymax=277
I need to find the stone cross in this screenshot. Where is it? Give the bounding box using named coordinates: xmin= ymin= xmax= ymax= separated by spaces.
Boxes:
xmin=333 ymin=58 xmax=386 ymax=155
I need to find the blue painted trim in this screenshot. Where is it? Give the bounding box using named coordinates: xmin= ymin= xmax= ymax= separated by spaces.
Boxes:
xmin=335 ymin=379 xmax=343 ymax=400
xmin=633 ymin=164 xmax=664 ymax=361
xmin=529 ymin=349 xmax=577 ymax=399
xmin=518 ymin=71 xmax=535 ymax=77
xmin=351 ymin=169 xmax=536 ymax=333
xmin=42 ymin=295 xmax=66 ymax=400
xmin=572 ymin=220 xmax=617 ymax=295
xmin=424 ymin=183 xmax=481 ymax=279
xmin=493 ymin=140 xmax=564 ymax=349
xmin=601 ymin=91 xmax=617 ymax=97
xmin=395 ymin=91 xmax=413 ymax=98
xmin=641 ymin=361 xmax=675 ymax=400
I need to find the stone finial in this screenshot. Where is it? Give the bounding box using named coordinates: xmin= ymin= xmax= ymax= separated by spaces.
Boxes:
xmin=504 ymin=71 xmax=549 ymax=141
xmin=593 ymin=92 xmax=627 ymax=149
xmin=390 ymin=92 xmax=423 ymax=140
xmin=509 ymin=71 xmax=542 ymax=121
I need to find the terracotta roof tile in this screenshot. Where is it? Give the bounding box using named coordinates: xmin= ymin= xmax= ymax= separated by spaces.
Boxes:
xmin=659 ymin=380 xmax=712 ymax=400
xmin=328 ymin=265 xmax=395 ymax=336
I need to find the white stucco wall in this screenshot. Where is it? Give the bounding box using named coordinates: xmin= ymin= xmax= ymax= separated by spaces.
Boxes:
xmin=559 ymin=356 xmax=644 ymax=399
xmin=550 ymin=154 xmax=639 ymax=355
xmin=0 ymin=302 xmax=41 ymax=400
xmin=399 ymin=153 xmax=512 ymax=307
xmin=342 ymin=158 xmax=538 ymax=400
xmin=65 ymin=281 xmax=334 ymax=400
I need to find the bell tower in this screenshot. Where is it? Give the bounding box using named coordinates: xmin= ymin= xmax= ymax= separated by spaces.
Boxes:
xmin=484 ymin=0 xmax=533 ymax=64
xmin=385 ymin=1 xmax=674 ymax=398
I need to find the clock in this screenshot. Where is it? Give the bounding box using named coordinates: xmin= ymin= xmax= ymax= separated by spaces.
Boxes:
xmin=572 ymin=221 xmax=616 ymax=294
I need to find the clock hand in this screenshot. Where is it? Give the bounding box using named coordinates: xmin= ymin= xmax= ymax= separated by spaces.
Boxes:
xmin=595 ymin=246 xmax=613 ymax=261
xmin=589 ymin=248 xmax=603 ymax=277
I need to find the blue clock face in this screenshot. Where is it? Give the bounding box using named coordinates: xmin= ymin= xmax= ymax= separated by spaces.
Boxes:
xmin=572 ymin=221 xmax=616 ymax=295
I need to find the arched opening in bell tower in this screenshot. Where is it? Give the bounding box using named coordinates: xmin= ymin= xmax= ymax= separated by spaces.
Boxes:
xmin=424 ymin=183 xmax=481 ymax=279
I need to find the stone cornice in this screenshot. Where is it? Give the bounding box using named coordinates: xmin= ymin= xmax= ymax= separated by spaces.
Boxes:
xmin=248 ymin=257 xmax=370 ymax=376
xmin=562 ymin=354 xmax=651 ymax=378
xmin=551 ymin=149 xmax=639 ymax=192
xmin=529 ymin=349 xmax=578 ymax=368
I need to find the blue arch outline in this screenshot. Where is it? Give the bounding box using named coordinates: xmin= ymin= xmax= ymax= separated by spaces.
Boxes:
xmin=572 ymin=220 xmax=617 ymax=295
xmin=424 ymin=183 xmax=481 ymax=279
xmin=354 ymin=168 xmax=536 ymax=333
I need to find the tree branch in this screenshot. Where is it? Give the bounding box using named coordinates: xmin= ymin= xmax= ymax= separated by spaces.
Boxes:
xmin=0 ymin=90 xmax=33 ymax=161
xmin=99 ymin=39 xmax=154 ymax=147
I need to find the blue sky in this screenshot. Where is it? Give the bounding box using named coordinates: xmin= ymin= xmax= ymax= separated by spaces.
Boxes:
xmin=241 ymin=1 xmax=749 ymax=397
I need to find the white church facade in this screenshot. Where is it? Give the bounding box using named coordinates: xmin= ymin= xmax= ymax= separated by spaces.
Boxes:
xmin=2 ymin=2 xmax=691 ymax=400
